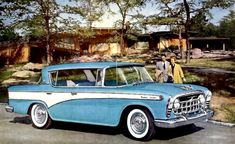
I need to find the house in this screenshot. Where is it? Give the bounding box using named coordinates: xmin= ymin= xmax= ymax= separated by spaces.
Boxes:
xmin=0 ymin=29 xmax=230 ymax=65
xmin=189 ymin=37 xmax=230 ymax=51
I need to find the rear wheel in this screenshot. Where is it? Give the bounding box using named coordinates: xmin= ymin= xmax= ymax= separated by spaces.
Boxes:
xmin=30 ymin=104 xmax=52 ymax=129
xmin=126 ymin=109 xmax=155 ymax=140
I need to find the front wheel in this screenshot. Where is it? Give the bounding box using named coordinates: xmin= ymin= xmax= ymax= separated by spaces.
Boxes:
xmin=126 ymin=109 xmax=155 ymax=140
xmin=30 ymin=104 xmax=52 ymax=129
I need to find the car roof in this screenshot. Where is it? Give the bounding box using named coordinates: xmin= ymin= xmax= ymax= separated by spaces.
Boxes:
xmin=43 ymin=61 xmax=144 ymax=71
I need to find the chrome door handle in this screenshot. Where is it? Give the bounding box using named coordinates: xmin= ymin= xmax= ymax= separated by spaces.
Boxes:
xmin=71 ymin=92 xmax=77 ymax=95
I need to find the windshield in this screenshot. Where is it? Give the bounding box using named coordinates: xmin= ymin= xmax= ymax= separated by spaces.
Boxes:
xmin=104 ymin=66 xmax=153 ymax=86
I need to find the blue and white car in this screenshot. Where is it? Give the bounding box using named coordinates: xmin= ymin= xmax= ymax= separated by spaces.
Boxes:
xmin=6 ymin=62 xmax=213 ymax=140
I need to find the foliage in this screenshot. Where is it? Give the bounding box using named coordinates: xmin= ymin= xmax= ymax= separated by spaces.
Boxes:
xmin=144 ymin=0 xmax=235 ymax=62
xmin=190 ymin=12 xmax=215 ymax=36
xmin=1 ymin=0 xmax=108 ymax=63
xmin=218 ymin=10 xmax=235 ymax=49
xmin=1 ymin=0 xmax=63 ymax=64
xmin=0 ymin=28 xmax=20 ymax=42
xmin=0 ymin=70 xmax=14 ymax=83
xmin=189 ymin=10 xmax=235 ymax=49
xmin=184 ymin=72 xmax=204 ymax=84
xmin=105 ymin=0 xmax=148 ymax=55
xmin=61 ymin=0 xmax=107 ymax=44
xmin=63 ymin=0 xmax=106 ymax=28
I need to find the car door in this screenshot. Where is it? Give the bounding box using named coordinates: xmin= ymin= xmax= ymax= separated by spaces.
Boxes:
xmin=48 ymin=68 xmax=110 ymax=125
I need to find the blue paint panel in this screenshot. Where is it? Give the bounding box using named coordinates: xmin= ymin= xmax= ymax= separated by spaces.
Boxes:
xmin=44 ymin=62 xmax=143 ymax=72
xmin=107 ymin=99 xmax=167 ymax=126
xmin=48 ymin=98 xmax=167 ymax=126
xmin=8 ymin=99 xmax=46 ymax=114
xmin=48 ymin=99 xmax=111 ymax=126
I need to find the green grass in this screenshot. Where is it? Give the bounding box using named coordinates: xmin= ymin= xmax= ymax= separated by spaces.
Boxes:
xmin=183 ymin=58 xmax=235 ymax=71
xmin=184 ymin=73 xmax=204 ymax=84
xmin=0 ymin=70 xmax=14 ymax=83
xmin=222 ymin=104 xmax=235 ymax=123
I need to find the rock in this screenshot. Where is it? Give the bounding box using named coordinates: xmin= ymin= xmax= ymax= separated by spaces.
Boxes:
xmin=22 ymin=62 xmax=43 ymax=71
xmin=12 ymin=70 xmax=36 ymax=78
xmin=2 ymin=78 xmax=30 ymax=85
xmin=68 ymin=54 xmax=114 ymax=62
xmin=102 ymin=55 xmax=113 ymax=61
xmin=192 ymin=48 xmax=203 ymax=59
xmin=127 ymin=48 xmax=141 ymax=55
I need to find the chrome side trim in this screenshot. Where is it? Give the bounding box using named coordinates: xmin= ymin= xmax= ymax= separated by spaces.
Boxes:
xmin=5 ymin=105 xmax=14 ymax=113
xmin=154 ymin=110 xmax=214 ymax=128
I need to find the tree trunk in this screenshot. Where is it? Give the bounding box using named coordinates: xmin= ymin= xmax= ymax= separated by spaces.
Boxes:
xmin=183 ymin=0 xmax=191 ymax=63
xmin=178 ymin=26 xmax=184 ymax=60
xmin=120 ymin=24 xmax=125 ymax=56
xmin=185 ymin=29 xmax=190 ymax=63
xmin=45 ymin=12 xmax=51 ymax=65
xmin=120 ymin=13 xmax=127 ymax=56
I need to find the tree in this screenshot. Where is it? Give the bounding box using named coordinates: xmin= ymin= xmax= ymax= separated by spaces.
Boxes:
xmin=145 ymin=0 xmax=235 ymax=63
xmin=218 ymin=10 xmax=235 ymax=49
xmin=1 ymin=0 xmax=63 ymax=64
xmin=64 ymin=0 xmax=106 ymax=28
xmin=105 ymin=0 xmax=147 ymax=55
xmin=61 ymin=0 xmax=107 ymax=55
xmin=0 ymin=28 xmax=20 ymax=42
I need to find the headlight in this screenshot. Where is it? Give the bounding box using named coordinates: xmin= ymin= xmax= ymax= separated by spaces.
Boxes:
xmin=205 ymin=90 xmax=212 ymax=101
xmin=173 ymin=99 xmax=180 ymax=110
xmin=198 ymin=94 xmax=206 ymax=105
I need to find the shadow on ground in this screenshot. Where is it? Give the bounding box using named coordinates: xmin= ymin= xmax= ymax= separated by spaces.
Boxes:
xmin=10 ymin=116 xmax=32 ymax=125
xmin=153 ymin=124 xmax=204 ymax=140
xmin=10 ymin=116 xmax=204 ymax=140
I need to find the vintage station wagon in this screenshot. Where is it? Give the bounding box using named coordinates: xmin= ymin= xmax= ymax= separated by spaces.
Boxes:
xmin=6 ymin=62 xmax=213 ymax=140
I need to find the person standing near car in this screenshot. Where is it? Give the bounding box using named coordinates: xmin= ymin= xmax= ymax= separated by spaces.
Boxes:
xmin=168 ymin=56 xmax=186 ymax=83
xmin=156 ymin=54 xmax=170 ymax=83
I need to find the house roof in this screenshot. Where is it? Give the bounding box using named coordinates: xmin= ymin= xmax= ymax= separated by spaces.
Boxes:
xmin=189 ymin=37 xmax=230 ymax=41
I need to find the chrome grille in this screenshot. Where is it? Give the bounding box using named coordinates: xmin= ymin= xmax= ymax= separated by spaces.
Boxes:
xmin=173 ymin=95 xmax=201 ymax=115
xmin=206 ymin=101 xmax=210 ymax=108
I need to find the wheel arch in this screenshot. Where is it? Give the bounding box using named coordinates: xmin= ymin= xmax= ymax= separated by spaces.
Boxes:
xmin=118 ymin=104 xmax=154 ymax=127
xmin=27 ymin=101 xmax=49 ymax=115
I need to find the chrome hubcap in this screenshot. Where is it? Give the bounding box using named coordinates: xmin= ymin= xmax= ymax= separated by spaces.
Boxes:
xmin=34 ymin=105 xmax=47 ymax=124
xmin=130 ymin=112 xmax=147 ymax=134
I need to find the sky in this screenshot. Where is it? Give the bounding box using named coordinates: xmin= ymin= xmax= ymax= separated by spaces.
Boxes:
xmin=92 ymin=2 xmax=235 ymax=32
xmin=210 ymin=4 xmax=235 ymax=25
xmin=4 ymin=0 xmax=234 ymax=34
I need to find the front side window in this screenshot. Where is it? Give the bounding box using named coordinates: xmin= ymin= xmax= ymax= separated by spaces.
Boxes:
xmin=104 ymin=66 xmax=153 ymax=86
xmin=50 ymin=69 xmax=97 ymax=87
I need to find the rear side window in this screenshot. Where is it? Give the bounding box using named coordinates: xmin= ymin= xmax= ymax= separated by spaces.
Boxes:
xmin=50 ymin=69 xmax=97 ymax=87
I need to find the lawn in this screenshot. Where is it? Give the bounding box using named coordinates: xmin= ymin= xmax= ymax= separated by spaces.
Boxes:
xmin=0 ymin=70 xmax=14 ymax=83
xmin=183 ymin=57 xmax=235 ymax=71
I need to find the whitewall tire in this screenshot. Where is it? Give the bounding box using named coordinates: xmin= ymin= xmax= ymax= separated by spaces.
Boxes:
xmin=126 ymin=109 xmax=155 ymax=140
xmin=30 ymin=104 xmax=52 ymax=129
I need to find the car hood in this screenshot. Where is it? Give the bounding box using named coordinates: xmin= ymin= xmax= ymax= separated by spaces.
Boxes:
xmin=128 ymin=82 xmax=208 ymax=97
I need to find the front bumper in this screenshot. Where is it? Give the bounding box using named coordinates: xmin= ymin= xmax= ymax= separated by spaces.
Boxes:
xmin=154 ymin=110 xmax=214 ymax=128
xmin=5 ymin=105 xmax=14 ymax=113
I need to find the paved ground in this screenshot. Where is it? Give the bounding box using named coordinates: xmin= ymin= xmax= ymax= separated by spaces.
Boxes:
xmin=1 ymin=104 xmax=235 ymax=144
